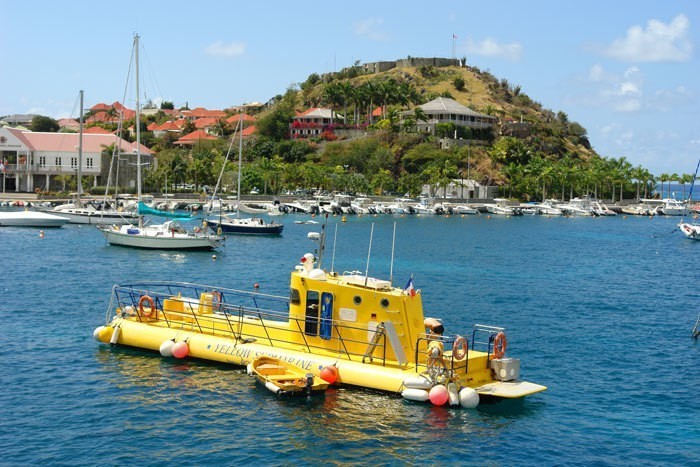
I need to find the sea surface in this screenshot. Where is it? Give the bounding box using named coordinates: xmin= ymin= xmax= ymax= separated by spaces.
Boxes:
xmin=1 ymin=212 xmax=698 ymax=466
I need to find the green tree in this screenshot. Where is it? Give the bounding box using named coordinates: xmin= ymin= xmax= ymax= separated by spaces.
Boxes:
xmin=453 ymin=76 xmax=465 ymax=91
xmin=30 ymin=115 xmax=60 ymax=132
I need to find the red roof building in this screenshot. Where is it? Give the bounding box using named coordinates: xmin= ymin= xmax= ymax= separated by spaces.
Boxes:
xmin=174 ymin=129 xmax=218 ymax=146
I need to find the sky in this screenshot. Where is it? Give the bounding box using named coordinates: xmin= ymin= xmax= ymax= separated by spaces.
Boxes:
xmin=1 ymin=1 xmax=698 ymax=175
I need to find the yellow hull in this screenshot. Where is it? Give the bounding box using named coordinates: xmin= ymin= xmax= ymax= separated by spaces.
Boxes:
xmin=102 ymin=316 xmax=546 ymax=397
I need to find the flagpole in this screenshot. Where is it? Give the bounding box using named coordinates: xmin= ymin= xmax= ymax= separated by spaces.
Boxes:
xmin=452 ymin=34 xmax=455 ymax=59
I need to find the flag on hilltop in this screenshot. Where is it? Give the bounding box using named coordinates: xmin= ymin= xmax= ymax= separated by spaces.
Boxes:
xmin=404 ymin=275 xmax=416 ymax=298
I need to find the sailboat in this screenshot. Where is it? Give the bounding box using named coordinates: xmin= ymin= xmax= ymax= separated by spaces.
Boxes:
xmin=678 ymin=158 xmax=700 ymax=241
xmin=98 ymin=34 xmax=224 ymax=250
xmin=41 ymin=90 xmax=141 ymax=225
xmin=205 ymin=112 xmax=284 ymax=235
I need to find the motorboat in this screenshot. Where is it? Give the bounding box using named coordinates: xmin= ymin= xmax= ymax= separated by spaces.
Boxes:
xmin=250 ymin=356 xmax=328 ymax=396
xmin=93 ymin=221 xmax=546 ymax=408
xmin=591 ymin=201 xmax=617 ymax=216
xmin=0 ymin=209 xmax=69 ymax=227
xmin=485 ymin=199 xmax=521 ymax=216
xmin=678 ymin=221 xmax=700 ymax=240
xmin=557 ymin=197 xmax=594 ymax=216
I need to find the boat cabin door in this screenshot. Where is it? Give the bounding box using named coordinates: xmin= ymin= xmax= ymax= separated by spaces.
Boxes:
xmin=304 ymin=291 xmax=333 ymax=340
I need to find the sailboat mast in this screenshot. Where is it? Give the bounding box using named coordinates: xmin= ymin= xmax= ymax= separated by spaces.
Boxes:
xmin=237 ymin=111 xmax=243 ymax=217
xmin=134 ymin=34 xmax=142 ymax=201
xmin=78 ymin=90 xmax=84 ymax=197
xmin=686 ymin=158 xmax=700 ymax=204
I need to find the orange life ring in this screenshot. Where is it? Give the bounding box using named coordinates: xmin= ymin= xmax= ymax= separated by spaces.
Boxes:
xmin=492 ymin=331 xmax=507 ymax=359
xmin=453 ymin=336 xmax=468 ymax=360
xmin=138 ymin=295 xmax=156 ymax=318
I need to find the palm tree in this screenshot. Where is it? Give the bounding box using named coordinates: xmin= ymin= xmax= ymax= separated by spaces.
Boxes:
xmin=323 ymin=82 xmax=342 ymax=124
xmin=413 ymin=107 xmax=428 ymax=131
xmin=338 ymin=81 xmax=355 ymax=126
xmin=377 ymin=79 xmax=398 ymax=120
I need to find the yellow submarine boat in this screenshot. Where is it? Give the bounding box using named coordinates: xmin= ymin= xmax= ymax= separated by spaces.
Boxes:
xmin=94 ymin=225 xmax=546 ymax=408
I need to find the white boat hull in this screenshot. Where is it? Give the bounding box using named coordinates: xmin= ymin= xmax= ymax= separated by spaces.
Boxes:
xmin=0 ymin=210 xmax=69 ymax=227
xmin=43 ymin=207 xmax=140 ymax=225
xmin=99 ymin=222 xmax=224 ymax=250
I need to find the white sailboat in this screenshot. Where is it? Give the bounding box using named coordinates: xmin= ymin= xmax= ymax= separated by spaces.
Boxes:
xmin=41 ymin=90 xmax=141 ymax=225
xmin=205 ymin=112 xmax=284 ymax=235
xmin=98 ymin=34 xmax=224 ymax=250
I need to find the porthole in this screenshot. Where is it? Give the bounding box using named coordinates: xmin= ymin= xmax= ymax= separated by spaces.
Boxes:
xmin=380 ymin=298 xmax=390 ymax=308
xmin=353 ymin=295 xmax=362 ymax=305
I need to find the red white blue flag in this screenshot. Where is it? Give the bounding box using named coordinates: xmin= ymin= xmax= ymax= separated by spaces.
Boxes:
xmin=404 ymin=275 xmax=416 ymax=298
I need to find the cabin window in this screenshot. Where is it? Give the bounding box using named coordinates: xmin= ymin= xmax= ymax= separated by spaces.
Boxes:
xmin=304 ymin=290 xmax=320 ymax=335
xmin=380 ymin=298 xmax=390 ymax=308
xmin=289 ymin=288 xmax=301 ymax=305
xmin=353 ymin=295 xmax=362 ymax=305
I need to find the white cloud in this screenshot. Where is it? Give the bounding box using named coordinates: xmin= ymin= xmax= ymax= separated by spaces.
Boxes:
xmin=463 ymin=37 xmax=522 ymax=61
xmin=204 ymin=41 xmax=246 ymax=58
xmin=603 ymin=14 xmax=693 ymax=62
xmin=353 ymin=17 xmax=388 ymax=41
xmin=588 ymin=64 xmax=606 ymax=82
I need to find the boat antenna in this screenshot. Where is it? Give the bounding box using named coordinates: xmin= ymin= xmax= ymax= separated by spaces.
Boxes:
xmin=364 ymin=223 xmax=374 ymax=287
xmin=316 ymin=213 xmax=328 ymax=269
xmin=330 ymin=223 xmax=338 ymax=273
xmin=389 ymin=221 xmax=396 ymax=284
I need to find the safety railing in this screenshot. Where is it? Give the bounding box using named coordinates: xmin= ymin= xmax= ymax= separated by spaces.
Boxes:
xmin=111 ymin=281 xmax=390 ymax=365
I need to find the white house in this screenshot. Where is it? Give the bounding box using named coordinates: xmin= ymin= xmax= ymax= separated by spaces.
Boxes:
xmin=0 ymin=127 xmax=151 ymax=193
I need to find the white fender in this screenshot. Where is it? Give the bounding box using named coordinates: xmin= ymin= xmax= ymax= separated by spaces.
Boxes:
xmin=403 ymin=376 xmax=433 ymax=390
xmin=109 ymin=326 xmax=121 ymax=345
xmin=159 ymin=339 xmax=175 ymax=357
xmin=265 ymin=381 xmax=282 ymax=395
xmin=459 ymin=387 xmax=480 ymax=408
xmin=447 ymin=382 xmax=460 ymax=406
xmin=401 ymin=388 xmax=430 ymax=402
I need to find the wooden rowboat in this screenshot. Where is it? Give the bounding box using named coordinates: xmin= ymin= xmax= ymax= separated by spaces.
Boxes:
xmin=250 ymin=356 xmax=328 ymax=396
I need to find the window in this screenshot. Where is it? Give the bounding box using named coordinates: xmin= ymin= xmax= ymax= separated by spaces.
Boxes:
xmin=55 ymin=157 xmax=62 ymax=167
xmin=304 ymin=291 xmax=320 ymax=335
xmin=70 ymin=157 xmax=78 ymax=169
xmin=38 ymin=156 xmax=46 ymax=167
xmin=86 ymin=158 xmax=93 ymax=169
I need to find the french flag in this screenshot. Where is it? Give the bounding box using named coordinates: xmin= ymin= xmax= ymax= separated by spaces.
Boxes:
xmin=404 ymin=276 xmax=416 ymax=298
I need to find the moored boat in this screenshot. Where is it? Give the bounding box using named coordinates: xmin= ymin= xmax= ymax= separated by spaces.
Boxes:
xmin=93 ymin=221 xmax=546 ymax=408
xmin=0 ymin=209 xmax=69 ymax=227
xmin=250 ymin=355 xmax=329 ymax=396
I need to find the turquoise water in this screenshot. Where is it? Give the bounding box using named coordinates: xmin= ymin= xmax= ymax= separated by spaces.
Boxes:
xmin=1 ymin=214 xmax=698 ymax=465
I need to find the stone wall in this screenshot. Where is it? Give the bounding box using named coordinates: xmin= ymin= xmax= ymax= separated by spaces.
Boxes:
xmin=359 ymin=57 xmax=461 ymax=75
